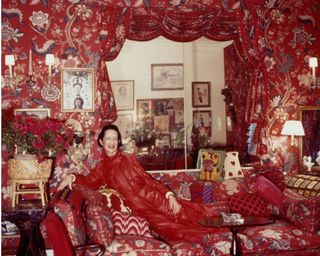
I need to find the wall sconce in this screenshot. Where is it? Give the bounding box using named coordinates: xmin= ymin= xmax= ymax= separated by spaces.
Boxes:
xmin=5 ymin=55 xmax=15 ymax=87
xmin=45 ymin=54 xmax=55 ymax=80
xmin=281 ymin=120 xmax=305 ymax=146
xmin=309 ymin=56 xmax=318 ymax=87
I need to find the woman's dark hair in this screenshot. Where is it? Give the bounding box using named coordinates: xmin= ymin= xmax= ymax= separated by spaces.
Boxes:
xmin=97 ymin=124 xmax=123 ymax=148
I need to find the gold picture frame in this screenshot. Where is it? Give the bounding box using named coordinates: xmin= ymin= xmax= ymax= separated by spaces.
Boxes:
xmin=111 ymin=80 xmax=134 ymax=110
xmin=61 ymin=68 xmax=95 ymax=112
xmin=14 ymin=108 xmax=51 ymax=119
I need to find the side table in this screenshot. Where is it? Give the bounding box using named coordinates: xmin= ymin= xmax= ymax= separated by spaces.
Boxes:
xmin=198 ymin=216 xmax=274 ymax=256
xmin=2 ymin=200 xmax=47 ymax=256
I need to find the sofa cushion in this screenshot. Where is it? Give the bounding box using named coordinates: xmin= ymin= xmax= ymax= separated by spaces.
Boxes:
xmin=255 ymin=175 xmax=283 ymax=207
xmin=285 ymin=174 xmax=320 ymax=197
xmin=280 ymin=189 xmax=320 ymax=233
xmin=253 ymin=164 xmax=286 ymax=191
xmin=228 ymin=193 xmax=271 ymax=218
xmin=106 ymin=235 xmax=172 ymax=255
xmin=223 ymin=151 xmax=244 ymax=180
xmin=197 ymin=149 xmax=225 ymax=181
xmin=190 ymin=178 xmax=252 ymax=204
xmin=85 ymin=202 xmax=115 ymax=249
xmin=111 ymin=209 xmax=153 ymax=238
xmin=98 ymin=188 xmax=132 ymax=213
xmin=237 ymin=220 xmax=320 ymax=254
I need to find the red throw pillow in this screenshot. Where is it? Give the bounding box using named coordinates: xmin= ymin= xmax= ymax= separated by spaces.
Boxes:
xmin=280 ymin=189 xmax=320 ymax=233
xmin=255 ymin=175 xmax=283 ymax=207
xmin=111 ymin=209 xmax=153 ymax=238
xmin=228 ymin=193 xmax=271 ymax=218
xmin=98 ymin=188 xmax=132 ymax=213
xmin=85 ymin=202 xmax=115 ymax=248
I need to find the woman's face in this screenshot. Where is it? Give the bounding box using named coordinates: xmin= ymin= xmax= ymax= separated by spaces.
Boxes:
xmin=99 ymin=129 xmax=119 ymax=157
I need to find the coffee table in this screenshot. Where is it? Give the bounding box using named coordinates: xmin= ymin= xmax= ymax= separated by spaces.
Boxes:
xmin=198 ymin=216 xmax=274 ymax=256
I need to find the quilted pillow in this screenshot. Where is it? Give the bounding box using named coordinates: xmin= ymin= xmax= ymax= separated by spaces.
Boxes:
xmin=197 ymin=149 xmax=225 ymax=181
xmin=255 ymin=175 xmax=283 ymax=207
xmin=111 ymin=209 xmax=153 ymax=238
xmin=223 ymin=151 xmax=244 ymax=180
xmin=85 ymin=202 xmax=115 ymax=248
xmin=98 ymin=188 xmax=132 ymax=213
xmin=228 ymin=193 xmax=271 ymax=218
xmin=280 ymin=189 xmax=320 ymax=233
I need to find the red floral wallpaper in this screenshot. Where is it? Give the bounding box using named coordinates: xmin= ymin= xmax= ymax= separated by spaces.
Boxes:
xmin=1 ymin=0 xmax=320 ymax=206
xmin=225 ymin=0 xmax=320 ymax=173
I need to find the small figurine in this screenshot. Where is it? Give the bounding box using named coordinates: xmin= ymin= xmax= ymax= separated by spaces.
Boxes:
xmin=303 ymin=155 xmax=314 ymax=172
xmin=316 ymin=151 xmax=320 ymax=166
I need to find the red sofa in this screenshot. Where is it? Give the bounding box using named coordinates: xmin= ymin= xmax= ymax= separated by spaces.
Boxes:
xmin=3 ymin=166 xmax=319 ymax=255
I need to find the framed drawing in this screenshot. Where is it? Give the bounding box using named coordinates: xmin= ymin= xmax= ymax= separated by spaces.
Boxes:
xmin=193 ymin=110 xmax=212 ymax=136
xmin=14 ymin=108 xmax=51 ymax=119
xmin=111 ymin=80 xmax=134 ymax=110
xmin=151 ymin=63 xmax=183 ymax=90
xmin=192 ymin=81 xmax=210 ymax=107
xmin=137 ymin=100 xmax=152 ymax=117
xmin=61 ymin=68 xmax=95 ymax=112
xmin=114 ymin=114 xmax=133 ymax=140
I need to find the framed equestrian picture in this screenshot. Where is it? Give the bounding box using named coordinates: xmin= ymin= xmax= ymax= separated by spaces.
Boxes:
xmin=192 ymin=81 xmax=210 ymax=108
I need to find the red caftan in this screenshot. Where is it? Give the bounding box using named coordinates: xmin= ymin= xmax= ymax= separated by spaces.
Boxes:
xmin=75 ymin=150 xmax=228 ymax=246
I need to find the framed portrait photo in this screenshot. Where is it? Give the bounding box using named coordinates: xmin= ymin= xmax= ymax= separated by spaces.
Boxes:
xmin=192 ymin=81 xmax=210 ymax=107
xmin=151 ymin=63 xmax=183 ymax=90
xmin=14 ymin=108 xmax=51 ymax=119
xmin=193 ymin=110 xmax=212 ymax=136
xmin=61 ymin=68 xmax=95 ymax=112
xmin=114 ymin=114 xmax=133 ymax=140
xmin=111 ymin=80 xmax=134 ymax=111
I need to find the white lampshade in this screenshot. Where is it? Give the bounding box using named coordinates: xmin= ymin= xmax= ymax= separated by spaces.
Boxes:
xmin=309 ymin=57 xmax=318 ymax=68
xmin=45 ymin=54 xmax=55 ymax=65
xmin=281 ymin=120 xmax=305 ymax=146
xmin=5 ymin=55 xmax=15 ymax=66
xmin=281 ymin=120 xmax=305 ymax=136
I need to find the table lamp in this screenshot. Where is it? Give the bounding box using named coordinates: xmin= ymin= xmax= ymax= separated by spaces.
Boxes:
xmin=281 ymin=120 xmax=305 ymax=146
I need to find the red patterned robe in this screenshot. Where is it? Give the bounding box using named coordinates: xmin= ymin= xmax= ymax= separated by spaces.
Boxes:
xmin=75 ymin=150 xmax=228 ymax=246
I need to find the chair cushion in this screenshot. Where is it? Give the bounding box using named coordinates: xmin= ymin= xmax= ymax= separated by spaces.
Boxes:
xmin=280 ymin=189 xmax=320 ymax=233
xmin=255 ymin=175 xmax=283 ymax=207
xmin=111 ymin=209 xmax=153 ymax=238
xmin=228 ymin=193 xmax=271 ymax=218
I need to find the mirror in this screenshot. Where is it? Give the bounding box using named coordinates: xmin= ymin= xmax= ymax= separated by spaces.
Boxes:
xmin=107 ymin=37 xmax=232 ymax=170
xmin=298 ymin=106 xmax=320 ymax=173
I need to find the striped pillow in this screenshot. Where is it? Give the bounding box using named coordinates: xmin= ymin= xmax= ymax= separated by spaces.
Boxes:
xmin=111 ymin=209 xmax=153 ymax=238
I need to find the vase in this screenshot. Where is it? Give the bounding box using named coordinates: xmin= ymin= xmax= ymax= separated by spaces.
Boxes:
xmin=8 ymin=155 xmax=53 ymax=207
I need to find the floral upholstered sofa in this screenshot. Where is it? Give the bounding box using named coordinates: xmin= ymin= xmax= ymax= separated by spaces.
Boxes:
xmin=46 ymin=165 xmax=320 ymax=256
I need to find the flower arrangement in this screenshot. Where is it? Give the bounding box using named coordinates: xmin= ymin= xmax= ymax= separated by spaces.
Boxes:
xmin=132 ymin=116 xmax=161 ymax=147
xmin=2 ymin=111 xmax=73 ymax=160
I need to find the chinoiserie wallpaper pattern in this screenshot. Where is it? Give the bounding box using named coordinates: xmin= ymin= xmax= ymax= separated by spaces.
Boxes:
xmin=1 ymin=0 xmax=320 ymax=205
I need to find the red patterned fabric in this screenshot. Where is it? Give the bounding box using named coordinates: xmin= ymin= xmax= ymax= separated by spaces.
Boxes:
xmin=228 ymin=193 xmax=271 ymax=218
xmin=280 ymin=189 xmax=320 ymax=233
xmin=254 ymin=164 xmax=286 ymax=191
xmin=85 ymin=202 xmax=115 ymax=249
xmin=111 ymin=209 xmax=153 ymax=238
xmin=238 ymin=220 xmax=320 ymax=255
xmin=255 ymin=175 xmax=283 ymax=207
xmin=107 ymin=235 xmax=173 ymax=255
xmin=53 ymin=200 xmax=86 ymax=247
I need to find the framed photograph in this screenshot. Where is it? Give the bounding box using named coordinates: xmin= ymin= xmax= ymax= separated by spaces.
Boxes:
xmin=114 ymin=114 xmax=133 ymax=140
xmin=14 ymin=108 xmax=51 ymax=119
xmin=111 ymin=80 xmax=134 ymax=110
xmin=137 ymin=100 xmax=152 ymax=117
xmin=193 ymin=110 xmax=212 ymax=136
xmin=192 ymin=81 xmax=210 ymax=107
xmin=151 ymin=63 xmax=183 ymax=90
xmin=156 ymin=134 xmax=171 ymax=148
xmin=61 ymin=68 xmax=95 ymax=112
